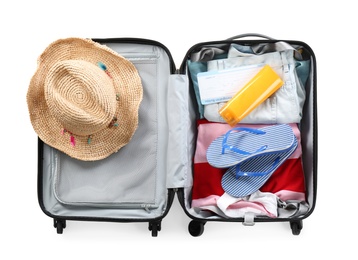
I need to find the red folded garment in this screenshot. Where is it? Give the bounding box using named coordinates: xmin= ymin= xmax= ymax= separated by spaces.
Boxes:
xmin=192 ymin=158 xmax=306 ymax=203
xmin=191 ymin=119 xmax=306 ymax=207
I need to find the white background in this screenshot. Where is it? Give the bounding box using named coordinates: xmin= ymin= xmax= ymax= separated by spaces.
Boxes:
xmin=0 ymin=1 xmax=354 ymax=259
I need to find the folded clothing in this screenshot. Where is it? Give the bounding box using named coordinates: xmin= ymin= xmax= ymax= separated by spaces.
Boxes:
xmin=191 ymin=119 xmax=306 ymax=217
xmin=192 ymin=159 xmax=306 ymax=206
xmin=203 ymin=49 xmax=306 ymax=124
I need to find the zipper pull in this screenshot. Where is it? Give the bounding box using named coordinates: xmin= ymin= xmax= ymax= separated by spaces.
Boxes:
xmin=141 ymin=204 xmax=151 ymax=213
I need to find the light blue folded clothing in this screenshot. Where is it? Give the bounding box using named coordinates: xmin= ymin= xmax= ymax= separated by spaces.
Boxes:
xmin=187 ymin=60 xmax=207 ymax=118
xmin=187 ymin=42 xmax=310 ymax=124
xmin=204 ymin=48 xmax=307 ymax=124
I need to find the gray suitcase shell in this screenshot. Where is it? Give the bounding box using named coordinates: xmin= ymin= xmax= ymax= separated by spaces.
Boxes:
xmin=36 ymin=34 xmax=317 ymax=236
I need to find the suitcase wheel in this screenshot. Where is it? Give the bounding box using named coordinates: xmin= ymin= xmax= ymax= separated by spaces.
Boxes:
xmin=148 ymin=221 xmax=161 ymax=237
xmin=53 ymin=219 xmax=66 ymax=234
xmin=188 ymin=220 xmax=206 ymax=237
xmin=290 ymin=220 xmax=303 ymax=235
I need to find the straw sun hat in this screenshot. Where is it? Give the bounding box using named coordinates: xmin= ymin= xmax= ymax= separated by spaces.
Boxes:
xmin=27 ymin=37 xmax=143 ymax=161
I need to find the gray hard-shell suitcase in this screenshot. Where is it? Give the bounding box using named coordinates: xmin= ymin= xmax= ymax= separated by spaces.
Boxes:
xmin=35 ymin=34 xmax=317 ymax=236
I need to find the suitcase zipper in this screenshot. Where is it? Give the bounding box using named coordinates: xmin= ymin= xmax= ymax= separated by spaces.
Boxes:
xmin=141 ymin=204 xmax=157 ymax=213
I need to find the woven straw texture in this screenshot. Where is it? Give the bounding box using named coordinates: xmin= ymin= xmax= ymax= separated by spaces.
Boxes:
xmin=27 ymin=38 xmax=143 ymax=161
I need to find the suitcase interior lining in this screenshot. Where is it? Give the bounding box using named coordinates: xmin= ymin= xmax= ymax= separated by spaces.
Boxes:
xmin=41 ymin=43 xmax=173 ymax=219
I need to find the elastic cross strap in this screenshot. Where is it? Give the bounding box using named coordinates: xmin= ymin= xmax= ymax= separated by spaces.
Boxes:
xmin=221 ymin=127 xmax=267 ymax=155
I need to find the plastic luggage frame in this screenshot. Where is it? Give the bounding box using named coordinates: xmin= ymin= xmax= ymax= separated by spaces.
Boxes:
xmin=36 ymin=34 xmax=317 ymax=237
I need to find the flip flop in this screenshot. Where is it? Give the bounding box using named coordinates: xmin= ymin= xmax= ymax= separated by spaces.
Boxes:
xmin=206 ymin=124 xmax=296 ymax=168
xmin=221 ymin=137 xmax=298 ymax=197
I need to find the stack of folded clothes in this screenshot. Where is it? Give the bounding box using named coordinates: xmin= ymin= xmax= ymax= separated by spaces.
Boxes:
xmin=191 ymin=119 xmax=308 ymax=218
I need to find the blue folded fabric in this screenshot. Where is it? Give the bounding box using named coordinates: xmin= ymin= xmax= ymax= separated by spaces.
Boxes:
xmin=187 ymin=60 xmax=207 ymax=118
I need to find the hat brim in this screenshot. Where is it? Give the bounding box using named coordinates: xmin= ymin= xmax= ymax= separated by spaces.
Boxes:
xmin=27 ymin=37 xmax=143 ymax=161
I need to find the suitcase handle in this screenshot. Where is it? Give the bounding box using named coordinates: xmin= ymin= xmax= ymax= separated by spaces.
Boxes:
xmin=227 ymin=33 xmax=276 ymax=40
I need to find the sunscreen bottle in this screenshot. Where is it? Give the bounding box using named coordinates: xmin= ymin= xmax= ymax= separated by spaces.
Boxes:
xmin=219 ymin=65 xmax=283 ymax=126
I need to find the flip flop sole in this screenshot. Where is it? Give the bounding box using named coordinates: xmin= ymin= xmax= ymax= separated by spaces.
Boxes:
xmin=207 ymin=124 xmax=295 ymax=168
xmin=221 ymin=137 xmax=298 ymax=197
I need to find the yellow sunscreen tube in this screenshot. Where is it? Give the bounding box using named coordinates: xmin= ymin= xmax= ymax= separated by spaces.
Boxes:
xmin=219 ymin=64 xmax=284 ymax=126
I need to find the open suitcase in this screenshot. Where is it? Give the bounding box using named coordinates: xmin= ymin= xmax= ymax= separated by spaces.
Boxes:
xmin=32 ymin=33 xmax=317 ymax=237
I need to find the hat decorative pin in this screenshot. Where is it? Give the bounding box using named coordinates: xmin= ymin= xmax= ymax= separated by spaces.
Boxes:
xmin=97 ymin=61 xmax=112 ymax=78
